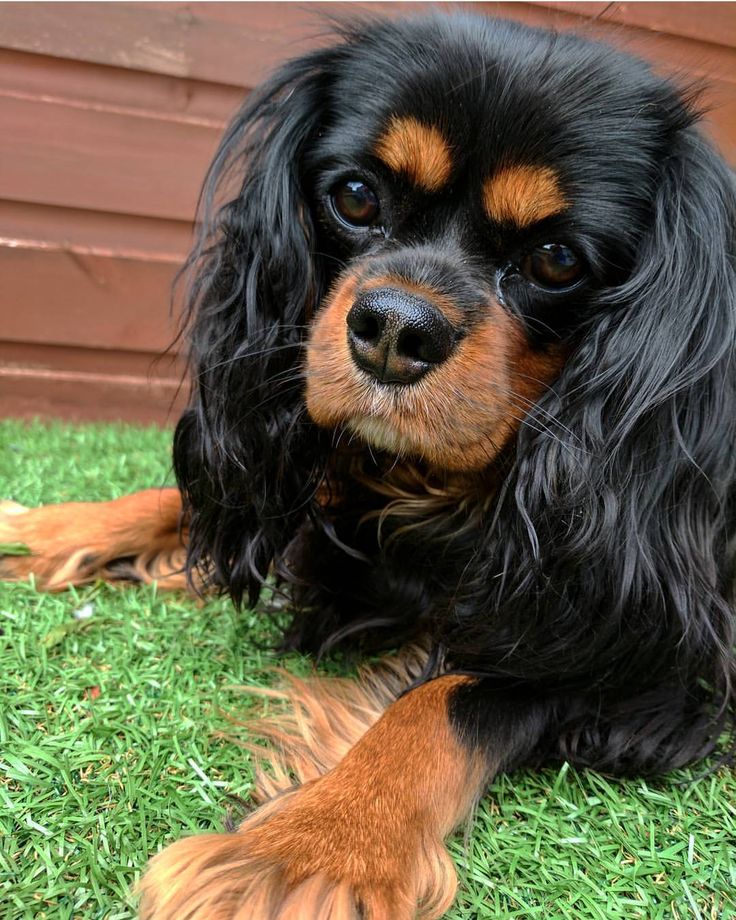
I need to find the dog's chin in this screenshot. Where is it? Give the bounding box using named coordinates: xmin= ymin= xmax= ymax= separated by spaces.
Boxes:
xmin=348 ymin=417 xmax=416 ymax=456
xmin=346 ymin=415 xmax=496 ymax=473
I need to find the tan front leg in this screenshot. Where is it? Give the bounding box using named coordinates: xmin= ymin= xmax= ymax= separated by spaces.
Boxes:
xmin=0 ymin=488 xmax=188 ymax=590
xmin=139 ymin=673 xmax=488 ymax=920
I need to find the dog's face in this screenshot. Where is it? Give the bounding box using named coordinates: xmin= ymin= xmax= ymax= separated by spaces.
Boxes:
xmin=301 ymin=17 xmax=675 ymax=471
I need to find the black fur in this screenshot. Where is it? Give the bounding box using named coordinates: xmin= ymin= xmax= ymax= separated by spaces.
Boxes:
xmin=173 ymin=15 xmax=736 ymax=776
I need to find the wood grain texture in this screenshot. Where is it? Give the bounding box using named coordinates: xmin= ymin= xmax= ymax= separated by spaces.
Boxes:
xmin=535 ymin=2 xmax=736 ymax=49
xmin=0 ymin=2 xmax=431 ymax=86
xmin=0 ymin=341 xmax=186 ymax=424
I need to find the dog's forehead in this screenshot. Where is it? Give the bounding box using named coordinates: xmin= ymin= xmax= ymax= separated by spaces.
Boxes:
xmin=330 ymin=30 xmax=571 ymax=173
xmin=322 ymin=16 xmax=666 ymax=229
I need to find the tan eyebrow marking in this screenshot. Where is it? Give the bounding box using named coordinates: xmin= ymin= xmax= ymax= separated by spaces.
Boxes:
xmin=375 ymin=116 xmax=452 ymax=193
xmin=483 ymin=165 xmax=567 ymax=227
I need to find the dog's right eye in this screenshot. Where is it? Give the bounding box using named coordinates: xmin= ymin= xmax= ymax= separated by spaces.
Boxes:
xmin=330 ymin=180 xmax=380 ymax=227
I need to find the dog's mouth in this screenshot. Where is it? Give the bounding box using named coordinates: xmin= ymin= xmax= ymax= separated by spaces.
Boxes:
xmin=315 ymin=373 xmax=510 ymax=471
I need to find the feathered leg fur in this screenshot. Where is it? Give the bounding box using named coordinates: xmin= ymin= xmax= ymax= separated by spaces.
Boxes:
xmin=0 ymin=488 xmax=187 ymax=590
xmin=138 ymin=650 xmax=491 ymax=920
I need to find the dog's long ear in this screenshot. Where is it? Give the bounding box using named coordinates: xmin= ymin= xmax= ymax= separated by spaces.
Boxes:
xmin=470 ymin=126 xmax=736 ymax=770
xmin=173 ymin=48 xmax=338 ymax=606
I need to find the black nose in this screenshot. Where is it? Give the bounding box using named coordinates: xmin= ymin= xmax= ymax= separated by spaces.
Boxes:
xmin=346 ymin=289 xmax=456 ymax=384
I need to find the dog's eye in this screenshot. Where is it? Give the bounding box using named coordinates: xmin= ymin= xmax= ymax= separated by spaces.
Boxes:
xmin=522 ymin=244 xmax=584 ymax=289
xmin=331 ymin=180 xmax=380 ymax=227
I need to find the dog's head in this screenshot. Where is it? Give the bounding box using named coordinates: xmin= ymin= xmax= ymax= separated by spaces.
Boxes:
xmin=174 ymin=14 xmax=735 ymax=660
xmin=298 ymin=17 xmax=684 ymax=474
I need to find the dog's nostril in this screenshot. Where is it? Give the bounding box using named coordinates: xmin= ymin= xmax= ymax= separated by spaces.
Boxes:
xmin=396 ymin=330 xmax=425 ymax=362
xmin=349 ymin=312 xmax=381 ymax=343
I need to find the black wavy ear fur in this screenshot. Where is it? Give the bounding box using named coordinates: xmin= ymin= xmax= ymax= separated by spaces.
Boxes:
xmin=452 ymin=126 xmax=736 ymax=773
xmin=173 ymin=47 xmax=340 ymax=607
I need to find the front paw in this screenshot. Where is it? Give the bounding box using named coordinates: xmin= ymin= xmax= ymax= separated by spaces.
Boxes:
xmin=138 ymin=780 xmax=457 ymax=920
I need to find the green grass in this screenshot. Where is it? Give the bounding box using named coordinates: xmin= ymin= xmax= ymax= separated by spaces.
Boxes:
xmin=1 ymin=418 xmax=734 ymax=919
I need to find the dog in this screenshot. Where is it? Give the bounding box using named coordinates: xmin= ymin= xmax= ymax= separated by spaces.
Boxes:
xmin=1 ymin=13 xmax=735 ymax=919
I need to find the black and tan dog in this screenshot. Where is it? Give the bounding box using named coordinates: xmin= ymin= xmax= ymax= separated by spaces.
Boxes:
xmin=2 ymin=14 xmax=735 ymax=919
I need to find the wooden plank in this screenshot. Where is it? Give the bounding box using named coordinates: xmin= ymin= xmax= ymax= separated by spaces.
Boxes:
xmin=0 ymin=371 xmax=184 ymax=425
xmin=0 ymin=242 xmax=183 ymax=352
xmin=0 ymin=199 xmax=193 ymax=259
xmin=0 ymin=342 xmax=186 ymax=424
xmin=2 ymin=3 xmax=734 ymax=94
xmin=535 ymin=3 xmax=736 ymax=49
xmin=0 ymin=2 xmax=429 ymax=88
xmin=0 ymin=341 xmax=184 ymax=379
xmin=0 ymin=47 xmax=245 ymax=126
xmin=0 ymin=201 xmax=191 ymax=354
xmin=0 ymin=93 xmax=221 ymax=220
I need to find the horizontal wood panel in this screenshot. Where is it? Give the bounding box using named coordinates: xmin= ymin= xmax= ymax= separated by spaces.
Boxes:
xmin=0 ymin=370 xmax=184 ymax=425
xmin=0 ymin=341 xmax=186 ymax=424
xmin=0 ymin=199 xmax=192 ymax=259
xmin=0 ymin=341 xmax=184 ymax=379
xmin=6 ymin=3 xmax=733 ymax=90
xmin=0 ymin=2 xmax=424 ymax=86
xmin=0 ymin=93 xmax=222 ymax=221
xmin=0 ymin=47 xmax=245 ymax=126
xmin=0 ymin=243 xmax=182 ymax=352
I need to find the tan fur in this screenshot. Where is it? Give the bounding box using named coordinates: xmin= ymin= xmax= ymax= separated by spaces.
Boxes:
xmin=306 ymin=274 xmax=567 ymax=471
xmin=138 ymin=654 xmax=487 ymax=920
xmin=236 ymin=645 xmax=432 ymax=801
xmin=0 ymin=488 xmax=188 ymax=590
xmin=483 ymin=164 xmax=567 ymax=227
xmin=375 ymin=117 xmax=452 ymax=193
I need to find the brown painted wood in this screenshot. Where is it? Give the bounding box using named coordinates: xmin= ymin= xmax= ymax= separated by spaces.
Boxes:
xmin=0 ymin=341 xmax=184 ymax=379
xmin=0 ymin=342 xmax=186 ymax=424
xmin=0 ymin=371 xmax=185 ymax=425
xmin=0 ymin=243 xmax=182 ymax=352
xmin=536 ymin=3 xmax=736 ymax=49
xmin=0 ymin=94 xmax=223 ymax=221
xmin=0 ymin=199 xmax=193 ymax=259
xmin=0 ymin=2 xmax=433 ymax=87
xmin=0 ymin=47 xmax=245 ymax=124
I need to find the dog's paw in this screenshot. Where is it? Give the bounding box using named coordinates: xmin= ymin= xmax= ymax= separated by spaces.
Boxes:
xmin=138 ymin=775 xmax=457 ymax=920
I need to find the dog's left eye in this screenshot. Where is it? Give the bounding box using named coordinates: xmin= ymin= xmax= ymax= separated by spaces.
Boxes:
xmin=521 ymin=243 xmax=584 ymax=289
xmin=330 ymin=180 xmax=380 ymax=227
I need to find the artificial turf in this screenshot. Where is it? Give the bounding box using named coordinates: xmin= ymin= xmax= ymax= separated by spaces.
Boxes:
xmin=1 ymin=418 xmax=734 ymax=919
